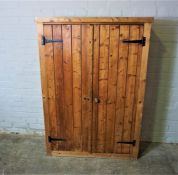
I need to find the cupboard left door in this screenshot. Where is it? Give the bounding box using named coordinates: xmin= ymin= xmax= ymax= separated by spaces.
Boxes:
xmin=38 ymin=24 xmax=83 ymax=153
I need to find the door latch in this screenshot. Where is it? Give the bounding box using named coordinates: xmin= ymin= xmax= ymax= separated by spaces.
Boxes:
xmin=123 ymin=37 xmax=146 ymax=46
xmin=94 ymin=97 xmax=100 ymax=103
xmin=41 ymin=35 xmax=63 ymax=45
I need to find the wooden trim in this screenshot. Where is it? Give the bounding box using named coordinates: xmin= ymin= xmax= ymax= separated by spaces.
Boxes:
xmin=132 ymin=23 xmax=152 ymax=158
xmin=35 ymin=17 xmax=154 ymax=24
xmin=50 ymin=150 xmax=137 ymax=160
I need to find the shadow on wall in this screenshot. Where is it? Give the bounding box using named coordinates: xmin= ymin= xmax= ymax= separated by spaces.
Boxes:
xmin=141 ymin=19 xmax=178 ymax=153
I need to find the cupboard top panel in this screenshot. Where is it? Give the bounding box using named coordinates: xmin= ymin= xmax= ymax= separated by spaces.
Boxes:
xmin=35 ymin=17 xmax=154 ymax=24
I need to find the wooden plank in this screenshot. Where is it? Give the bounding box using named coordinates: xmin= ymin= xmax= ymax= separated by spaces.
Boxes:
xmin=51 ymin=151 xmax=134 ymax=160
xmin=62 ymin=25 xmax=73 ymax=150
xmin=43 ymin=25 xmax=58 ymax=150
xmin=114 ymin=25 xmax=130 ymax=154
xmin=122 ymin=25 xmax=140 ymax=154
xmin=97 ymin=25 xmax=109 ymax=153
xmin=37 ymin=23 xmax=51 ymax=154
xmin=52 ymin=24 xmax=65 ymax=150
xmin=92 ymin=25 xmax=100 ymax=153
xmin=72 ymin=25 xmax=82 ymax=151
xmin=35 ymin=17 xmax=154 ymax=24
xmin=130 ymin=25 xmax=144 ymax=155
xmin=105 ymin=25 xmax=119 ymax=153
xmin=81 ymin=24 xmax=93 ymax=152
xmin=132 ymin=23 xmax=152 ymax=158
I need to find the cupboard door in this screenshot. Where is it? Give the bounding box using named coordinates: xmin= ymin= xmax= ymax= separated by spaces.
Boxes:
xmin=42 ymin=24 xmax=93 ymax=152
xmin=92 ymin=24 xmax=144 ymax=154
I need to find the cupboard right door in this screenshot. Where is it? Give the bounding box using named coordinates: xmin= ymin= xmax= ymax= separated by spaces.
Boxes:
xmin=92 ymin=24 xmax=144 ymax=154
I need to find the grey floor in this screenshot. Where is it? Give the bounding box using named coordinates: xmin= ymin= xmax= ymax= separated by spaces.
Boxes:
xmin=0 ymin=133 xmax=178 ymax=175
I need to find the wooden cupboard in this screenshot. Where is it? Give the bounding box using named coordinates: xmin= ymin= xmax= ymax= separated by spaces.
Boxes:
xmin=36 ymin=17 xmax=153 ymax=159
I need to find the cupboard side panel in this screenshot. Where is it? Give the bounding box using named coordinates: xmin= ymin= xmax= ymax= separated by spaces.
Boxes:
xmin=133 ymin=23 xmax=152 ymax=158
xmin=37 ymin=24 xmax=51 ymax=153
xmin=130 ymin=25 xmax=144 ymax=155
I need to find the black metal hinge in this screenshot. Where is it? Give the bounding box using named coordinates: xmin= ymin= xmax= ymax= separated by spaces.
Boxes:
xmin=123 ymin=37 xmax=146 ymax=46
xmin=48 ymin=136 xmax=66 ymax=142
xmin=117 ymin=140 xmax=136 ymax=146
xmin=41 ymin=35 xmax=63 ymax=45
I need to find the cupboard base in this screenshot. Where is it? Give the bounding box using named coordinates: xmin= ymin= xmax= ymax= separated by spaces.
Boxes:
xmin=48 ymin=150 xmax=138 ymax=160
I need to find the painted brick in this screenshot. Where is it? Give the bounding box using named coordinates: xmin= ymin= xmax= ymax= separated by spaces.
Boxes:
xmin=0 ymin=1 xmax=178 ymax=143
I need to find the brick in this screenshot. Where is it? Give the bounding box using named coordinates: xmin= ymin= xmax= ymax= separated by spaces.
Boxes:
xmin=122 ymin=1 xmax=156 ymax=16
xmin=157 ymin=2 xmax=178 ymax=17
xmin=0 ymin=1 xmax=177 ymax=144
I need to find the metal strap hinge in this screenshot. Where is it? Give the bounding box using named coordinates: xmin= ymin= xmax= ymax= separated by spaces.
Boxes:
xmin=123 ymin=37 xmax=146 ymax=46
xmin=117 ymin=140 xmax=136 ymax=146
xmin=41 ymin=35 xmax=63 ymax=45
xmin=48 ymin=136 xmax=66 ymax=142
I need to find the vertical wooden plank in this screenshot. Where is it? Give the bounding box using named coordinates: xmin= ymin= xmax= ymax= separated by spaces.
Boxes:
xmin=97 ymin=25 xmax=109 ymax=153
xmin=52 ymin=25 xmax=65 ymax=150
xmin=130 ymin=25 xmax=144 ymax=155
xmin=122 ymin=25 xmax=140 ymax=154
xmin=81 ymin=24 xmax=93 ymax=152
xmin=114 ymin=25 xmax=130 ymax=154
xmin=37 ymin=23 xmax=51 ymax=154
xmin=62 ymin=25 xmax=73 ymax=150
xmin=133 ymin=23 xmax=152 ymax=158
xmin=105 ymin=25 xmax=119 ymax=153
xmin=92 ymin=25 xmax=100 ymax=153
xmin=43 ymin=25 xmax=58 ymax=150
xmin=72 ymin=25 xmax=82 ymax=151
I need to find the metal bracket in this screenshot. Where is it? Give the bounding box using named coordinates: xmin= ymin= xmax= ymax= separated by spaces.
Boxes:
xmin=117 ymin=140 xmax=136 ymax=146
xmin=123 ymin=37 xmax=146 ymax=46
xmin=41 ymin=35 xmax=63 ymax=45
xmin=48 ymin=136 xmax=66 ymax=142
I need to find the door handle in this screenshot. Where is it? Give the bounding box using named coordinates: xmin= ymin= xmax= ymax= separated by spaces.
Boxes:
xmin=94 ymin=97 xmax=100 ymax=103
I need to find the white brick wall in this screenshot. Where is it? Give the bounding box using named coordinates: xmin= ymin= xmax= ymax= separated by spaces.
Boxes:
xmin=0 ymin=0 xmax=178 ymax=143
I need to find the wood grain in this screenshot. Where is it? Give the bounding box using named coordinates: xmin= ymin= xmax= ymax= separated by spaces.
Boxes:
xmin=92 ymin=25 xmax=100 ymax=153
xmin=114 ymin=25 xmax=130 ymax=154
xmin=81 ymin=24 xmax=93 ymax=152
xmin=72 ymin=25 xmax=82 ymax=151
xmin=122 ymin=25 xmax=140 ymax=154
xmin=52 ymin=24 xmax=64 ymax=150
xmin=62 ymin=25 xmax=74 ymax=150
xmin=130 ymin=25 xmax=144 ymax=155
xmin=97 ymin=25 xmax=109 ymax=153
xmin=105 ymin=25 xmax=119 ymax=153
xmin=35 ymin=17 xmax=154 ymax=24
xmin=37 ymin=23 xmax=51 ymax=154
xmin=37 ymin=19 xmax=153 ymax=158
xmin=132 ymin=23 xmax=152 ymax=158
xmin=51 ymin=150 xmax=135 ymax=159
xmin=43 ymin=25 xmax=58 ymax=150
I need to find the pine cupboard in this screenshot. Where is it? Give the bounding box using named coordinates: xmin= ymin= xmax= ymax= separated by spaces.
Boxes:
xmin=36 ymin=17 xmax=153 ymax=159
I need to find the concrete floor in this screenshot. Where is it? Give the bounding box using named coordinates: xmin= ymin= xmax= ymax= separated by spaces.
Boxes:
xmin=0 ymin=133 xmax=178 ymax=175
